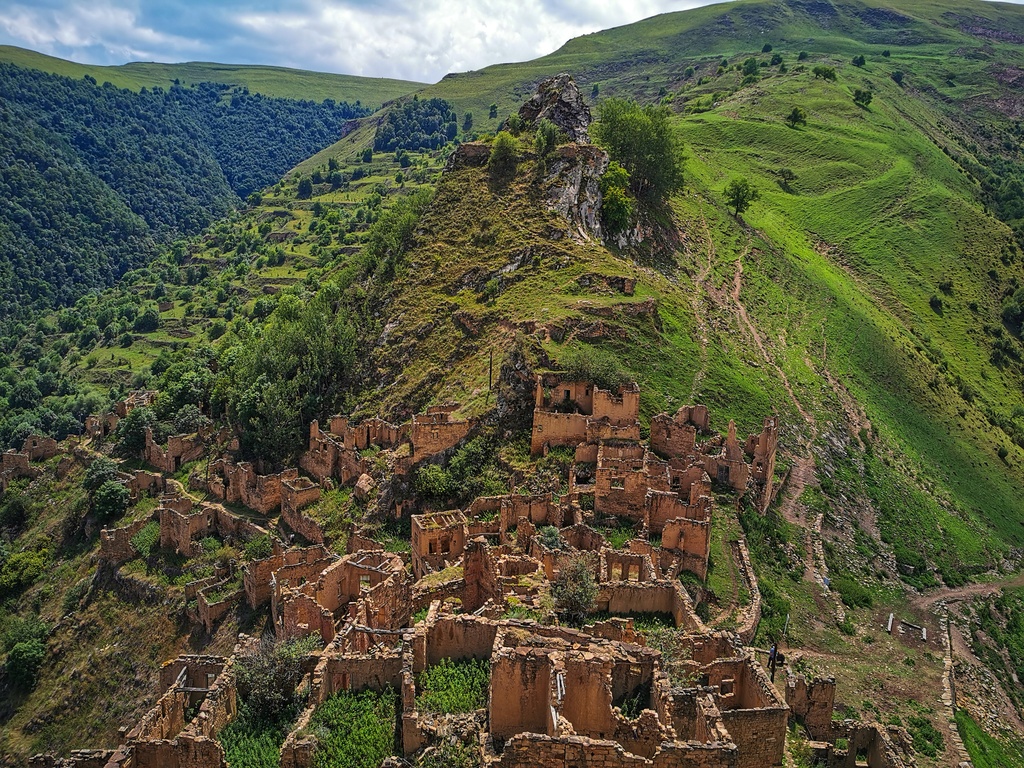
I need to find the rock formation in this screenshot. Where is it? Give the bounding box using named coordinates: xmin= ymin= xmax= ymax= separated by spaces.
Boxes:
xmin=518 ymin=72 xmax=592 ymax=143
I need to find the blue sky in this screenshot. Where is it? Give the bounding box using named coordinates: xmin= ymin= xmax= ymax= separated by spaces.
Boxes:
xmin=0 ymin=0 xmax=719 ymax=83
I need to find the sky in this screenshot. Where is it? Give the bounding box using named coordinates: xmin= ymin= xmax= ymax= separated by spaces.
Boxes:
xmin=0 ymin=0 xmax=723 ymax=84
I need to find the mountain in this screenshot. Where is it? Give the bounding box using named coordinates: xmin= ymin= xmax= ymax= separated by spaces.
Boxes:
xmin=0 ymin=45 xmax=423 ymax=105
xmin=2 ymin=0 xmax=1024 ymax=765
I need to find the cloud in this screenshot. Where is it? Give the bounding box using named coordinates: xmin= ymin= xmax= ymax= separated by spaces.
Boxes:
xmin=0 ymin=0 xmax=709 ymax=82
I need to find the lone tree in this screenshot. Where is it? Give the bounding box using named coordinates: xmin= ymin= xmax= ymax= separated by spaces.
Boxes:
xmin=785 ymin=106 xmax=807 ymax=128
xmin=853 ymin=89 xmax=873 ymax=108
xmin=724 ymin=177 xmax=760 ymax=216
xmin=776 ymin=168 xmax=797 ymax=191
xmin=552 ymin=553 xmax=597 ymax=625
xmin=593 ymin=98 xmax=684 ymax=203
xmin=852 ymin=55 xmax=866 ymax=67
xmin=812 ymin=65 xmax=837 ymax=81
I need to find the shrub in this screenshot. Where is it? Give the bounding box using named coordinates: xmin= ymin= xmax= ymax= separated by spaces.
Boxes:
xmin=244 ymin=534 xmax=274 ymax=561
xmin=553 ymin=553 xmax=597 ymax=624
xmin=558 ymin=343 xmax=629 ymax=391
xmin=235 ymin=635 xmax=322 ymax=723
xmin=131 ymin=521 xmax=160 ymax=558
xmin=600 ymin=161 xmax=634 ymax=233
xmin=785 ymin=106 xmax=807 ymax=128
xmin=907 ymin=715 xmax=944 ymax=757
xmin=852 ymin=55 xmax=866 ymax=67
xmin=416 ymin=657 xmax=490 ymax=713
xmin=832 ymin=576 xmax=873 ymax=608
xmin=534 ymin=118 xmax=562 ymax=158
xmin=798 ymin=51 xmax=809 ymax=60
xmin=7 ymin=639 xmax=46 ymax=688
xmin=892 ymin=70 xmax=904 ymax=85
xmin=853 ymin=89 xmax=873 ymax=107
xmin=0 ymin=549 xmax=49 ymax=596
xmin=539 ymin=525 xmax=563 ymax=550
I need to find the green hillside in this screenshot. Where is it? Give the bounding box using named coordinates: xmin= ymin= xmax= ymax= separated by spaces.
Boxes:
xmin=0 ymin=45 xmax=423 ymax=105
xmin=3 ymin=0 xmax=1024 ymax=763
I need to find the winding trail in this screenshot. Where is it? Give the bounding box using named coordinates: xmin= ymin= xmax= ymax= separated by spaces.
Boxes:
xmin=728 ymin=246 xmax=846 ymax=623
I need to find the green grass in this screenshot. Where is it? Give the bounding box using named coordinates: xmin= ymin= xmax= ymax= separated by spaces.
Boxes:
xmin=415 ymin=657 xmax=490 ymax=714
xmin=218 ymin=704 xmax=293 ymax=768
xmin=956 ymin=709 xmax=1024 ymax=768
xmin=0 ymin=45 xmax=422 ymax=105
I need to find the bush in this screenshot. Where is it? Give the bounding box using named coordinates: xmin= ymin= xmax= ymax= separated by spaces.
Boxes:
xmin=552 ymin=553 xmax=597 ymax=624
xmin=0 ymin=549 xmax=48 ymax=596
xmin=539 ymin=525 xmax=563 ymax=550
xmin=600 ymin=161 xmax=634 ymax=233
xmin=853 ymin=89 xmax=873 ymax=107
xmin=907 ymin=715 xmax=944 ymax=757
xmin=852 ymin=55 xmax=866 ymax=67
xmin=534 ymin=118 xmax=562 ymax=158
xmin=93 ymin=480 xmax=130 ymax=521
xmin=244 ymin=534 xmax=273 ymax=561
xmin=7 ymin=638 xmax=46 ymax=688
xmin=416 ymin=657 xmax=490 ymax=713
xmin=116 ymin=406 xmax=157 ymax=457
xmin=131 ymin=521 xmax=160 ymax=558
xmin=487 ymin=131 xmax=518 ymax=179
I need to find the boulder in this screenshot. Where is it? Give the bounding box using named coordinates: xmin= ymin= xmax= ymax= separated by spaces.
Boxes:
xmin=354 ymin=473 xmax=377 ymax=501
xmin=518 ymin=73 xmax=592 ymax=143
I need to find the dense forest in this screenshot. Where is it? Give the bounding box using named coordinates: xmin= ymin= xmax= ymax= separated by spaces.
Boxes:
xmin=0 ymin=64 xmax=372 ymax=317
xmin=372 ymin=97 xmax=457 ymax=152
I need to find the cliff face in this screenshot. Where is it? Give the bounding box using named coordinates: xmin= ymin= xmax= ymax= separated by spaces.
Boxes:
xmin=543 ymin=143 xmax=609 ymax=242
xmin=518 ymin=72 xmax=593 ymax=144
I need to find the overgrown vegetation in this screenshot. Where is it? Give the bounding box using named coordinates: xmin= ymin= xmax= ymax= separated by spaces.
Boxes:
xmin=415 ymin=657 xmax=490 ymax=714
xmin=308 ymin=688 xmax=397 ymax=768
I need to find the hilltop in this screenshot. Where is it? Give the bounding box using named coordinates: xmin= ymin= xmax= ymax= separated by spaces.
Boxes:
xmin=0 ymin=45 xmax=423 ymax=105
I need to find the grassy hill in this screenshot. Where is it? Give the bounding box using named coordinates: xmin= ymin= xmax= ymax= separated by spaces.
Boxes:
xmin=0 ymin=45 xmax=423 ymax=106
xmin=3 ymin=0 xmax=1024 ymax=763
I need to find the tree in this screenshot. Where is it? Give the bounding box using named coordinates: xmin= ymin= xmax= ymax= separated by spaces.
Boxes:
xmin=742 ymin=57 xmax=760 ymax=77
xmin=762 ymin=43 xmax=773 ymax=53
xmin=853 ymin=89 xmax=873 ymax=108
xmin=591 ymin=83 xmax=600 ymax=99
xmin=133 ymin=307 xmax=159 ymax=332
xmin=593 ymin=98 xmax=684 ymax=203
xmin=297 ymin=176 xmax=313 ymax=198
xmin=93 ymin=480 xmax=130 ymax=521
xmin=770 ymin=53 xmax=783 ymax=66
xmin=852 ymin=55 xmax=866 ymax=67
xmin=798 ymin=51 xmax=809 ymax=61
xmin=534 ymin=118 xmax=562 ymax=158
xmin=487 ymin=131 xmax=519 ymax=180
xmin=891 ymin=71 xmax=904 ymax=85
xmin=462 ymin=112 xmax=473 ymax=132
xmin=882 ymin=49 xmax=891 ymax=57
xmin=812 ymin=66 xmax=837 ymax=81
xmin=776 ymin=168 xmax=797 ymax=191
xmin=552 ymin=553 xmax=597 ymax=625
xmin=488 ymin=103 xmax=498 ymax=119
xmin=361 ymin=147 xmax=373 ymax=163
xmin=84 ymin=456 xmax=120 ymax=492
xmin=724 ymin=177 xmax=760 ymax=216
xmin=116 ymin=405 xmax=156 ymax=457
xmin=785 ymin=106 xmax=807 ymax=128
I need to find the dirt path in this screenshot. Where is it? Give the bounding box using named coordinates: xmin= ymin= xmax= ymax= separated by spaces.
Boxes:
xmin=685 ymin=212 xmax=716 ymax=402
xmin=912 ymin=571 xmax=1024 ymax=611
xmin=728 ymin=247 xmax=849 ymax=622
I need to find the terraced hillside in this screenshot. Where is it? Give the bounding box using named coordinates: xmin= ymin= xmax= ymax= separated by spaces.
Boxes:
xmin=2 ymin=1 xmax=1024 ymax=765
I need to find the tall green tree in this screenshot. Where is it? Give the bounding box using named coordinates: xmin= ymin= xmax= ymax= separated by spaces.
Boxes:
xmin=593 ymin=98 xmax=684 ymax=203
xmin=724 ymin=177 xmax=760 ymax=216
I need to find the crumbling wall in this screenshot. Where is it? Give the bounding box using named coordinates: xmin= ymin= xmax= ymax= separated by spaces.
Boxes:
xmin=411 ymin=511 xmax=467 ymax=579
xmin=786 ymin=675 xmax=835 ymax=741
xmin=489 ymin=648 xmax=556 ymax=740
xmin=411 ymin=407 xmax=474 ymax=460
xmin=143 ymin=428 xmax=206 ymax=474
xmin=99 ymin=515 xmax=157 ymax=565
xmin=22 ymin=434 xmax=58 ymax=461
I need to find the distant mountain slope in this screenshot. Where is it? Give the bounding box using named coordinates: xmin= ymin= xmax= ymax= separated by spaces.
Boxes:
xmin=0 ymin=63 xmax=373 ymax=316
xmin=0 ymin=45 xmax=424 ymax=105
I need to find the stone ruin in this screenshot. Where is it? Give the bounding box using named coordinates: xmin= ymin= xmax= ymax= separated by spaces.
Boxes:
xmin=33 ymin=376 xmax=912 ymax=768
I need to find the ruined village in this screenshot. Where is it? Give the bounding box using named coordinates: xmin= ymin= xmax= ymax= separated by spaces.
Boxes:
xmin=9 ymin=369 xmax=920 ymax=768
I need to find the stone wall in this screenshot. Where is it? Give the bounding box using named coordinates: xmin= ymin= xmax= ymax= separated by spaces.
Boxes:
xmin=99 ymin=515 xmax=157 ymax=565
xmin=785 ymin=674 xmax=835 ymax=741
xmin=411 ymin=407 xmax=475 ymax=460
xmin=22 ymin=434 xmax=58 ymax=461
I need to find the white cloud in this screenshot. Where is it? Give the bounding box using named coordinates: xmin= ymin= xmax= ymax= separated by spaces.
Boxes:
xmin=2 ymin=0 xmax=824 ymax=81
xmin=232 ymin=0 xmax=698 ymax=81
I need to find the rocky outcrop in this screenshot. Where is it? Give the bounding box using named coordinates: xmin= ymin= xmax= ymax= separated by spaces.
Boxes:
xmin=543 ymin=143 xmax=608 ymax=241
xmin=518 ymin=73 xmax=592 ymax=143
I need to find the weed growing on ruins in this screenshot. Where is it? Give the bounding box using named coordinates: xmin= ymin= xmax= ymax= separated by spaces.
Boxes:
xmin=130 ymin=521 xmax=160 ymax=559
xmin=539 ymin=525 xmax=563 ymax=550
xmin=218 ymin=703 xmax=291 ymax=768
xmin=243 ymin=534 xmax=273 ymax=561
xmin=415 ymin=738 xmax=482 ymax=768
xmin=557 ymin=343 xmax=629 ymax=392
xmin=906 ymin=713 xmax=944 ymax=757
xmin=309 ymin=688 xmax=398 ymax=768
xmin=416 ymin=657 xmax=490 ymax=714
